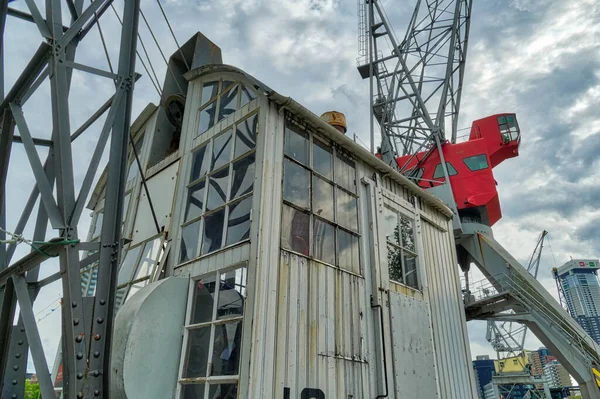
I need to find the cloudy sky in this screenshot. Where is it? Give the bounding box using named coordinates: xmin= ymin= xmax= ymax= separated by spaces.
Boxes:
xmin=3 ymin=0 xmax=599 ymax=373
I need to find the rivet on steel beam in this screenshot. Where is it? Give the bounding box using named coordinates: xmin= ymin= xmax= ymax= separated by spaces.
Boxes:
xmin=99 ymin=299 xmax=106 ymax=305
xmin=11 ymin=379 xmax=17 ymax=385
xmin=77 ymin=352 xmax=83 ymax=360
xmin=93 ymin=370 xmax=99 ymax=377
xmin=77 ymin=392 xmax=84 ymax=398
xmin=12 ymin=394 xmax=17 ymax=399
xmin=20 ymin=327 xmax=24 ymax=332
xmin=97 ymin=317 xmax=104 ymax=324
xmin=93 ymin=351 xmax=100 ymax=358
xmin=72 ymin=301 xmax=78 ymax=308
xmin=74 ymin=318 xmax=80 ymax=326
xmin=17 ymin=340 xmax=23 ymax=345
xmin=15 ymin=353 xmax=20 ymax=358
xmin=75 ymin=336 xmax=83 ymax=343
xmin=94 ymin=334 xmax=101 ymax=340
xmin=77 ymin=372 xmax=83 ymax=379
xmin=94 ymin=390 xmax=100 ymax=396
xmin=13 ymin=365 xmax=18 ymax=370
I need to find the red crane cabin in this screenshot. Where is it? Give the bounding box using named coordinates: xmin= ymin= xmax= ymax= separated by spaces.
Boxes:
xmin=396 ymin=113 xmax=521 ymax=227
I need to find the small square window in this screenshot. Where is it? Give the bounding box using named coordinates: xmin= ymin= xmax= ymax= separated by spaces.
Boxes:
xmin=283 ymin=159 xmax=310 ymax=209
xmin=235 ymin=113 xmax=257 ymax=158
xmin=285 ymin=124 xmax=309 ymax=165
xmin=313 ymin=218 xmax=335 ymax=265
xmin=226 ymin=196 xmax=252 ymax=245
xmin=202 ymin=209 xmax=225 ymax=255
xmin=206 ymin=168 xmax=230 ymax=212
xmin=218 ymin=85 xmax=239 ymax=122
xmin=281 ymin=205 xmax=310 ymax=255
xmin=312 ymin=175 xmax=334 ymax=221
xmin=211 ymin=129 xmax=233 ymax=171
xmin=230 ymin=154 xmax=255 ymax=200
xmin=201 ymin=81 xmax=219 ymax=106
xmin=240 ymin=86 xmax=256 ymax=108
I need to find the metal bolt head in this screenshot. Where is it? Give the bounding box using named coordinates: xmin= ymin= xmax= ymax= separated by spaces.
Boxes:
xmin=20 ymin=327 xmax=24 ymax=333
xmin=11 ymin=379 xmax=17 ymax=385
xmin=17 ymin=340 xmax=23 ymax=345
xmin=93 ymin=351 xmax=100 ymax=358
xmin=72 ymin=301 xmax=78 ymax=308
xmin=94 ymin=390 xmax=100 ymax=396
xmin=77 ymin=392 xmax=84 ymax=398
xmin=97 ymin=317 xmax=104 ymax=324
xmin=74 ymin=318 xmax=80 ymax=326
xmin=12 ymin=394 xmax=17 ymax=398
xmin=75 ymin=336 xmax=83 ymax=343
xmin=77 ymin=372 xmax=83 ymax=379
xmin=77 ymin=352 xmax=83 ymax=360
xmin=94 ymin=334 xmax=101 ymax=340
xmin=99 ymin=299 xmax=106 ymax=305
xmin=93 ymin=370 xmax=99 ymax=377
xmin=13 ymin=365 xmax=18 ymax=370
xmin=15 ymin=353 xmax=20 ymax=358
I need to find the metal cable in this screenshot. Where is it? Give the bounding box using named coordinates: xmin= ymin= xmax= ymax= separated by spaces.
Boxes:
xmin=110 ymin=3 xmax=163 ymax=99
xmin=155 ymin=0 xmax=190 ymax=71
xmin=90 ymin=0 xmax=114 ymax=74
xmin=139 ymin=7 xmax=186 ymax=96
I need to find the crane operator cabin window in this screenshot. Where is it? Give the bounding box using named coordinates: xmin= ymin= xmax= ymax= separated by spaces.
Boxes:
xmin=281 ymin=117 xmax=361 ymax=275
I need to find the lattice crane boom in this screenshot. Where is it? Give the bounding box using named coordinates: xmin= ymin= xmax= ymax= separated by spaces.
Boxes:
xmin=358 ymin=0 xmax=473 ymax=172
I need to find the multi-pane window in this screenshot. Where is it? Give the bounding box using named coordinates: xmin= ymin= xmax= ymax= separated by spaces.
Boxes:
xmin=178 ymin=267 xmax=247 ymax=399
xmin=382 ymin=205 xmax=419 ymax=289
xmin=180 ymin=112 xmax=258 ymax=263
xmin=281 ymin=118 xmax=360 ymax=274
xmin=114 ymin=236 xmax=165 ymax=311
xmin=497 ymin=114 xmax=520 ymax=143
xmin=198 ymin=80 xmax=257 ymax=137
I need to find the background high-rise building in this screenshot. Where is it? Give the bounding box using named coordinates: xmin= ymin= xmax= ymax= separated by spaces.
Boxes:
xmin=543 ymin=360 xmax=571 ymax=389
xmin=473 ymin=356 xmax=495 ymax=399
xmin=555 ymin=259 xmax=600 ymax=345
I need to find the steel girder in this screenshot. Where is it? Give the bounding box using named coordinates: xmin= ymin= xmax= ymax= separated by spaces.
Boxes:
xmin=0 ymin=0 xmax=141 ymax=398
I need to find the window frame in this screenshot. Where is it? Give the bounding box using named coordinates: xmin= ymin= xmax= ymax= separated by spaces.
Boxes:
xmin=180 ymin=111 xmax=259 ymax=264
xmin=462 ymin=154 xmax=489 ymax=171
xmin=176 ymin=266 xmax=248 ymax=398
xmin=432 ymin=162 xmax=458 ymax=179
xmin=281 ymin=116 xmax=361 ymax=275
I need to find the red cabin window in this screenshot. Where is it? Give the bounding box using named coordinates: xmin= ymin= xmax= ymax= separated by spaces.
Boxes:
xmin=432 ymin=162 xmax=458 ymax=179
xmin=463 ymin=154 xmax=489 ymax=171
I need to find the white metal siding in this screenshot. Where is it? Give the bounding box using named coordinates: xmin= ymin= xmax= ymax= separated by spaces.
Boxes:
xmin=389 ymin=291 xmax=439 ymax=399
xmin=422 ymin=219 xmax=478 ymax=399
xmin=274 ymin=252 xmax=371 ymax=399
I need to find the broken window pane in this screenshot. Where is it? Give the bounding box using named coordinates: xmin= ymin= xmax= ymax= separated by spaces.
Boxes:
xmin=400 ymin=215 xmax=415 ymax=252
xmin=335 ymin=153 xmax=356 ymax=193
xmin=134 ymin=239 xmax=162 ymax=280
xmin=336 ymin=188 xmax=358 ymax=232
xmin=190 ymin=145 xmax=209 ymax=182
xmin=117 ymin=246 xmax=142 ymax=286
xmin=230 ymin=154 xmax=255 ymax=200
xmin=281 ymin=205 xmax=309 ymax=255
xmin=211 ymin=129 xmax=232 ymax=171
xmin=387 ymin=244 xmax=403 ymax=283
xmin=313 ymin=139 xmax=332 ymax=179
xmin=234 ymin=113 xmax=257 ymax=158
xmin=206 ymin=168 xmax=229 ymax=212
xmin=198 ymin=101 xmax=216 ymax=136
xmin=283 ymin=159 xmax=310 ymax=209
xmin=313 ymin=218 xmax=335 ymax=265
xmin=208 ymin=384 xmax=238 ymax=399
xmin=226 ymin=196 xmax=252 ymax=246
xmin=338 ymin=229 xmax=360 ymax=274
xmin=382 ymin=206 xmax=399 ymax=245
xmin=191 ymin=275 xmax=216 ymax=324
xmin=211 ymin=321 xmax=242 ymax=376
xmin=180 ymin=221 xmax=201 ymax=263
xmin=217 ymin=269 xmax=246 ymax=318
xmin=202 ymin=208 xmax=225 ymax=255
xmin=240 ymin=85 xmax=256 ymax=107
xmin=201 ymin=81 xmax=219 ymax=106
xmin=185 ymin=180 xmax=205 ymax=222
xmin=218 ymin=85 xmax=238 ymax=122
xmin=285 ymin=124 xmax=309 ymax=165
xmin=312 ymin=175 xmax=334 ymax=221
xmin=183 ymin=327 xmax=211 ymax=378
xmin=181 ymin=384 xmax=206 ymax=399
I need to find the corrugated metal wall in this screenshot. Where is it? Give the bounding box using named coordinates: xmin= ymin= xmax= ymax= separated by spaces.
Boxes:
xmin=422 ymin=219 xmax=478 ymax=398
xmin=273 ymin=251 xmax=371 ymax=398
